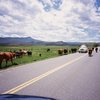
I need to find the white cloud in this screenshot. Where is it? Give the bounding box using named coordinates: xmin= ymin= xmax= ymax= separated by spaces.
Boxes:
xmin=0 ymin=0 xmax=100 ymax=42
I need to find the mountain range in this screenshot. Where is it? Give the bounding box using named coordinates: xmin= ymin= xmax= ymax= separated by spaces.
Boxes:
xmin=0 ymin=37 xmax=99 ymax=46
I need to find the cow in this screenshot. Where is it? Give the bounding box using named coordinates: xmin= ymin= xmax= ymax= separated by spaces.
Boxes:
xmin=14 ymin=49 xmax=28 ymax=58
xmin=19 ymin=49 xmax=27 ymax=55
xmin=88 ymin=49 xmax=92 ymax=57
xmin=14 ymin=51 xmax=22 ymax=58
xmin=0 ymin=52 xmax=16 ymax=67
xmin=39 ymin=53 xmax=42 ymax=57
xmin=92 ymin=47 xmax=94 ymax=51
xmin=63 ymin=48 xmax=68 ymax=55
xmin=58 ymin=49 xmax=63 ymax=55
xmin=95 ymin=47 xmax=98 ymax=53
xmin=47 ymin=48 xmax=50 ymax=52
xmin=27 ymin=51 xmax=32 ymax=56
xmin=71 ymin=48 xmax=77 ymax=53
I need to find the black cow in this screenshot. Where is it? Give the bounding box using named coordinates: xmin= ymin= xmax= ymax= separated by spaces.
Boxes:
xmin=27 ymin=51 xmax=32 ymax=56
xmin=63 ymin=49 xmax=68 ymax=55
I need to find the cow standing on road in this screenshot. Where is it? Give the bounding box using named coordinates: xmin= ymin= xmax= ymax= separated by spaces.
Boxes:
xmin=88 ymin=49 xmax=92 ymax=57
xmin=95 ymin=47 xmax=98 ymax=53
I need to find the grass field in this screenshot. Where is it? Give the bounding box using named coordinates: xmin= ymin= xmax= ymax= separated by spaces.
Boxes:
xmin=0 ymin=45 xmax=79 ymax=69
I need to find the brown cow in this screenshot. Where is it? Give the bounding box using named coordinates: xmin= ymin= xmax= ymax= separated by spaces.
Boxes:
xmin=0 ymin=52 xmax=15 ymax=67
xmin=58 ymin=49 xmax=63 ymax=55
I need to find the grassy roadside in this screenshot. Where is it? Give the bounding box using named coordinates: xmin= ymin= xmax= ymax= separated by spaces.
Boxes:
xmin=0 ymin=45 xmax=79 ymax=69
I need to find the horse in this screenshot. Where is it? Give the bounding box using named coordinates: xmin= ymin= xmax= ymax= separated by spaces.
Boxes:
xmin=0 ymin=52 xmax=16 ymax=67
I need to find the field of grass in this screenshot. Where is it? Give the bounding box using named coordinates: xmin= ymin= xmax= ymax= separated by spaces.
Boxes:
xmin=0 ymin=45 xmax=79 ymax=69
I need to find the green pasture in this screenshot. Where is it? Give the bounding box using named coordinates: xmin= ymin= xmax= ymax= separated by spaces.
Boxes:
xmin=0 ymin=45 xmax=79 ymax=69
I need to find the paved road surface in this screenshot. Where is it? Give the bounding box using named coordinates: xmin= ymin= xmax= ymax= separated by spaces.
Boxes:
xmin=0 ymin=50 xmax=100 ymax=100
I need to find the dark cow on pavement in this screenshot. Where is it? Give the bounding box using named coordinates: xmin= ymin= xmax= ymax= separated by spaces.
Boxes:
xmin=95 ymin=47 xmax=98 ymax=53
xmin=88 ymin=49 xmax=92 ymax=57
xmin=71 ymin=48 xmax=77 ymax=53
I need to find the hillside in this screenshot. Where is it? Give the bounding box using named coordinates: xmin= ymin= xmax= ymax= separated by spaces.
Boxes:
xmin=0 ymin=37 xmax=99 ymax=46
xmin=0 ymin=37 xmax=44 ymax=45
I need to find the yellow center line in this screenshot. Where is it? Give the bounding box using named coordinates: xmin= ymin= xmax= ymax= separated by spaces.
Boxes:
xmin=2 ymin=54 xmax=86 ymax=94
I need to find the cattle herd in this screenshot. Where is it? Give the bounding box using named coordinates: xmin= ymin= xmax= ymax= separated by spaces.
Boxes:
xmin=1 ymin=47 xmax=94 ymax=68
xmin=15 ymin=49 xmax=32 ymax=58
xmin=58 ymin=48 xmax=77 ymax=55
xmin=0 ymin=49 xmax=32 ymax=68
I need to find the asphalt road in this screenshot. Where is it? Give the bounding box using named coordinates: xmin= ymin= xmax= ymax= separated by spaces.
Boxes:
xmin=0 ymin=50 xmax=100 ymax=100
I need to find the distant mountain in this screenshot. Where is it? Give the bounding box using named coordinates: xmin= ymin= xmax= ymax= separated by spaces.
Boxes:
xmin=0 ymin=37 xmax=45 ymax=45
xmin=1 ymin=37 xmax=99 ymax=46
xmin=44 ymin=41 xmax=80 ymax=46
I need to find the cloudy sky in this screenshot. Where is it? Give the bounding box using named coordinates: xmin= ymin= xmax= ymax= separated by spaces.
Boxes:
xmin=0 ymin=0 xmax=100 ymax=42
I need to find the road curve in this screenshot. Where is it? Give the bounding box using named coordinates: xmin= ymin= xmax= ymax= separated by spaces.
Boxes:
xmin=0 ymin=50 xmax=100 ymax=100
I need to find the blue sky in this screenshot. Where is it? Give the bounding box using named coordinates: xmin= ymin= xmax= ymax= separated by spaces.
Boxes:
xmin=0 ymin=0 xmax=100 ymax=42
